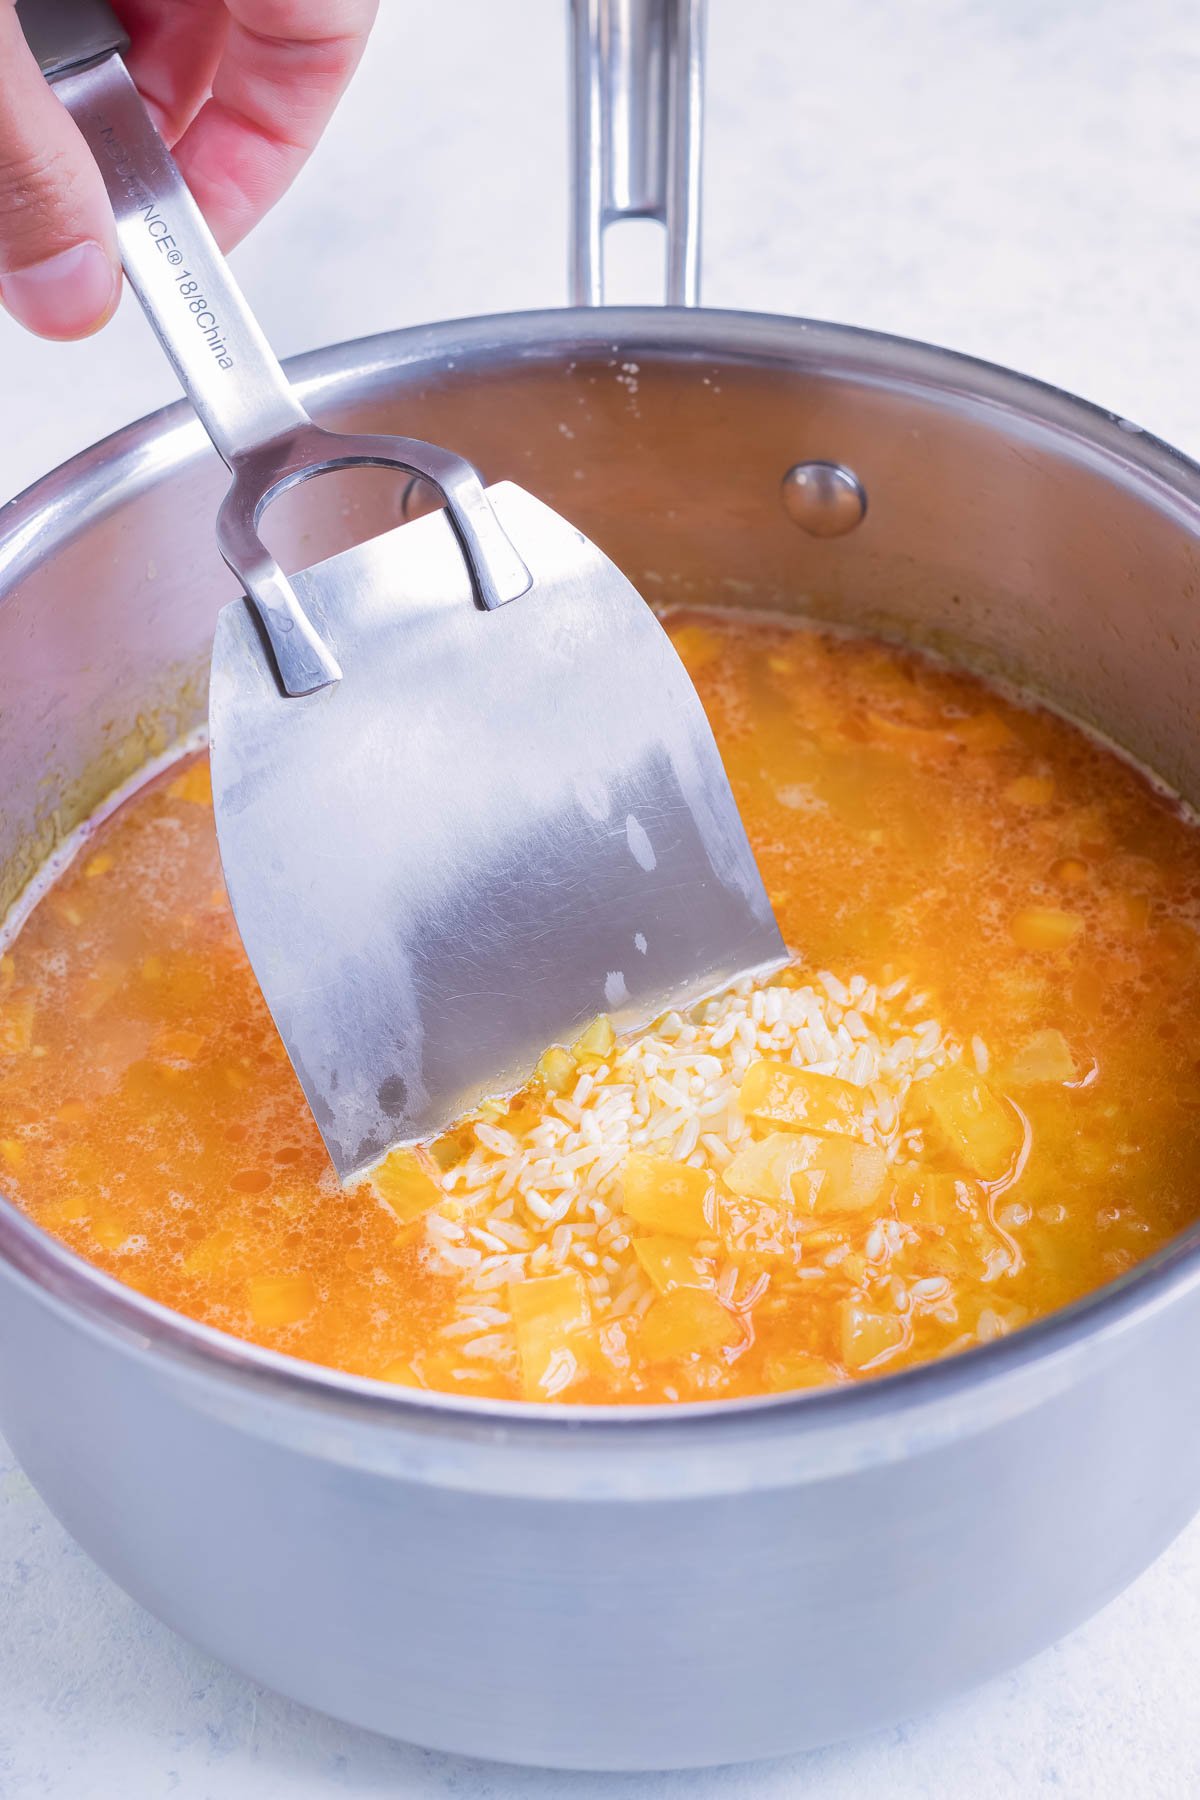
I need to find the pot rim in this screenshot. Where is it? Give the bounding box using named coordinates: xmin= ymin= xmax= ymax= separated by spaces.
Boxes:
xmin=4 ymin=301 xmax=1200 ymax=1444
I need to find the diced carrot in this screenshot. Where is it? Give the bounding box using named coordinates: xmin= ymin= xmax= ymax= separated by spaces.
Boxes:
xmin=633 ymin=1235 xmax=715 ymax=1295
xmin=909 ymin=1066 xmax=1021 ymax=1181
xmin=622 ymin=1153 xmax=717 ymax=1238
xmin=639 ymin=1287 xmax=740 ymax=1361
xmin=738 ymin=1060 xmax=864 ymax=1135
xmin=370 ymin=1146 xmax=442 ymax=1225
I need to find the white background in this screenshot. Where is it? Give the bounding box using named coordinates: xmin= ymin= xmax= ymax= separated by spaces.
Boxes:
xmin=3 ymin=1 xmax=1200 ymax=1794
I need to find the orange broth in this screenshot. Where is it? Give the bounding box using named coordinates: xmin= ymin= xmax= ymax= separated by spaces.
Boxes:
xmin=3 ymin=610 xmax=1200 ymax=1403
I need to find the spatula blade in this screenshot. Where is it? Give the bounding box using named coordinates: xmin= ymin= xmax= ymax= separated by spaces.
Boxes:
xmin=209 ymin=482 xmax=784 ymax=1179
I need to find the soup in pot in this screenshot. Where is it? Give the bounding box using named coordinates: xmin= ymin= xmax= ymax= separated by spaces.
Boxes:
xmin=3 ymin=610 xmax=1200 ymax=1403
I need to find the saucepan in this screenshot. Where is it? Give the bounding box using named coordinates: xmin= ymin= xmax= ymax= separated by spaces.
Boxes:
xmin=2 ymin=0 xmax=1200 ymax=1771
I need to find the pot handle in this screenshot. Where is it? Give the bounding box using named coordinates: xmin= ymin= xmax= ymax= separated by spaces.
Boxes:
xmin=569 ymin=0 xmax=705 ymax=307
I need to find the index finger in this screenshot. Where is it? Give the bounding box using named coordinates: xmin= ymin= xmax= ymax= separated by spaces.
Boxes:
xmin=169 ymin=0 xmax=378 ymax=250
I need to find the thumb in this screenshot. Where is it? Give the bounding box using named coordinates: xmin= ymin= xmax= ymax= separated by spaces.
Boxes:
xmin=0 ymin=4 xmax=121 ymax=339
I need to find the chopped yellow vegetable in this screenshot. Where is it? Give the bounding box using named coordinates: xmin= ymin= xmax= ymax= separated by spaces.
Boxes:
xmin=866 ymin=712 xmax=958 ymax=762
xmin=910 ymin=1066 xmax=1021 ymax=1181
xmin=950 ymin=711 xmax=1015 ymax=751
xmin=723 ymin=1131 xmax=824 ymax=1205
xmin=718 ymin=1193 xmax=791 ymax=1262
xmin=738 ymin=1060 xmax=864 ymax=1135
xmin=0 ymin=1137 xmax=25 ymax=1171
xmin=840 ymin=1302 xmax=906 ymax=1370
xmin=169 ymin=760 xmax=214 ymax=806
xmin=379 ymin=1358 xmax=421 ymax=1386
xmin=639 ymin=1287 xmax=740 ymax=1361
xmin=622 ymin=1153 xmax=717 ymax=1238
xmin=85 ymin=851 xmax=115 ymax=878
xmin=973 ymin=1300 xmax=1031 ymax=1342
xmin=535 ymin=1044 xmax=577 ymax=1094
xmin=573 ymin=1014 xmax=616 ymax=1058
xmin=764 ymin=1351 xmax=842 ymax=1390
xmin=1010 ymin=906 xmax=1084 ymax=951
xmin=77 ymin=960 xmax=125 ymax=1021
xmin=1006 ymin=1028 xmax=1078 ymax=1086
xmin=807 ymin=1135 xmax=889 ymax=1213
xmin=370 ymin=1146 xmax=442 ymax=1225
xmin=0 ymin=995 xmax=35 ymax=1055
xmin=1003 ymin=775 xmax=1055 ymax=808
xmin=633 ymin=1235 xmax=715 ymax=1295
xmin=184 ymin=1226 xmax=238 ymax=1275
xmin=43 ymin=1192 xmax=92 ymax=1227
xmin=248 ymin=1272 xmax=316 ymax=1327
xmin=509 ymin=1270 xmax=591 ymax=1398
xmin=669 ymin=623 xmax=722 ymax=672
xmin=724 ymin=1129 xmax=887 ymax=1214
xmin=1104 ymin=892 xmax=1150 ymax=935
xmin=891 ymin=1164 xmax=979 ymax=1230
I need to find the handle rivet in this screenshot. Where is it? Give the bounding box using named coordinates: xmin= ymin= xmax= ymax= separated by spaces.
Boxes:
xmin=781 ymin=462 xmax=867 ymax=538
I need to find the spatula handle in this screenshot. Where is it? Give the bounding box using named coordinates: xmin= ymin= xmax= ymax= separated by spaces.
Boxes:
xmin=45 ymin=52 xmax=310 ymax=467
xmin=19 ymin=1 xmax=533 ymax=697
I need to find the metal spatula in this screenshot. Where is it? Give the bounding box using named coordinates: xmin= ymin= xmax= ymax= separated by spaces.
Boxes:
xmin=27 ymin=0 xmax=784 ymax=1179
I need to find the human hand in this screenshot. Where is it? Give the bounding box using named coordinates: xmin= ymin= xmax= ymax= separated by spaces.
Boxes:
xmin=0 ymin=0 xmax=377 ymax=339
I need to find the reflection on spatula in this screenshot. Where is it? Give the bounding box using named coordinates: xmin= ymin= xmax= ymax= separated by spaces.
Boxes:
xmin=28 ymin=0 xmax=785 ymax=1179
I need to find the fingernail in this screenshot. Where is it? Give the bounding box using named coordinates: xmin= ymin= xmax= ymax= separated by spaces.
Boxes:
xmin=0 ymin=241 xmax=119 ymax=339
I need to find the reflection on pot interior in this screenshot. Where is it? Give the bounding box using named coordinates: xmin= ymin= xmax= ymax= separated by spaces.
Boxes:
xmin=3 ymin=608 xmax=1199 ymax=1404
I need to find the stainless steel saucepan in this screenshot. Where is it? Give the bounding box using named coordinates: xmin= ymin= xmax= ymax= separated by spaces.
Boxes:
xmin=2 ymin=0 xmax=1200 ymax=1771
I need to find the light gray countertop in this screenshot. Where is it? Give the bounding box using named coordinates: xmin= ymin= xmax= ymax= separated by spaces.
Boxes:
xmin=2 ymin=2 xmax=1199 ymax=1793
